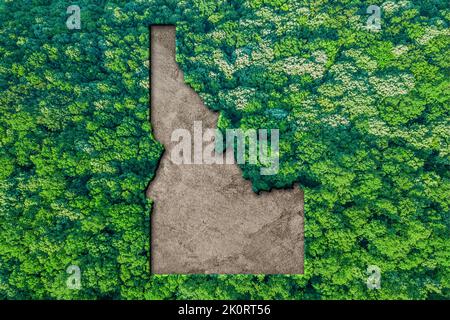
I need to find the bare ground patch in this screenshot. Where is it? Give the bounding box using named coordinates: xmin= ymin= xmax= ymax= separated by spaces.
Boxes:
xmin=147 ymin=26 xmax=304 ymax=274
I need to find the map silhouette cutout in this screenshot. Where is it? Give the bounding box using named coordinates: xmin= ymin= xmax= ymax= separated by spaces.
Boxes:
xmin=147 ymin=26 xmax=304 ymax=274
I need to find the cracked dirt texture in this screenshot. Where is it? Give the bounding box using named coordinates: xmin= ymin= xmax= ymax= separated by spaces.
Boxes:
xmin=147 ymin=26 xmax=304 ymax=274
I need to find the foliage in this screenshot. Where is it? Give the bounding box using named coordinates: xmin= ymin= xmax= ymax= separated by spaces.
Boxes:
xmin=0 ymin=0 xmax=448 ymax=299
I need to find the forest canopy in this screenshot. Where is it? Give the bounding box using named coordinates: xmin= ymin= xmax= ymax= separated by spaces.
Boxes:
xmin=0 ymin=0 xmax=448 ymax=299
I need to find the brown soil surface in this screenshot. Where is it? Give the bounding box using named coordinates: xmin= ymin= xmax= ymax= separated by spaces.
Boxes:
xmin=147 ymin=26 xmax=304 ymax=274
